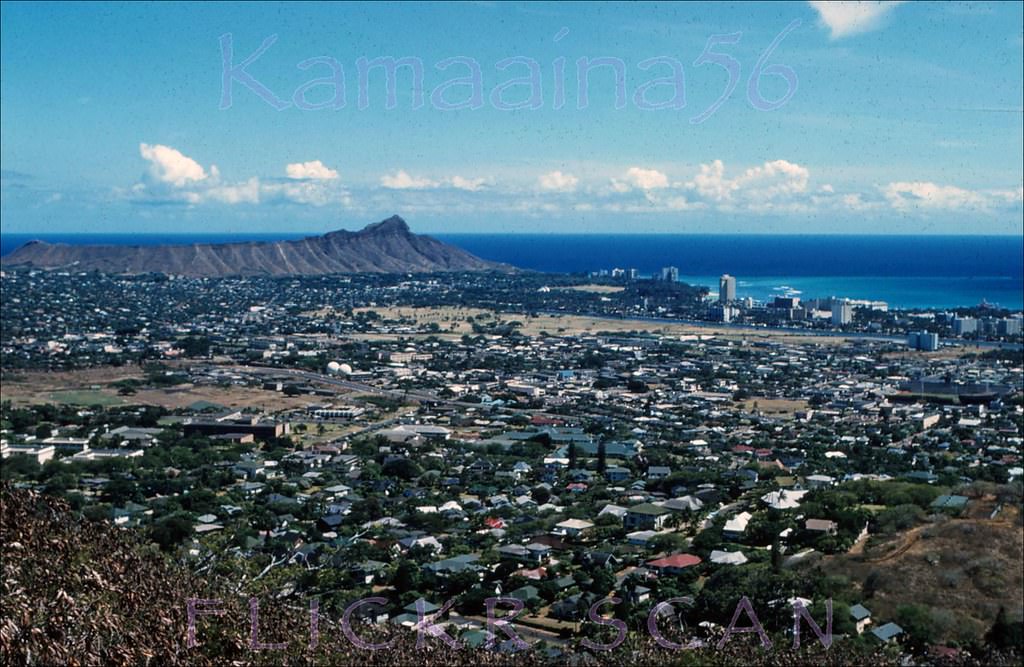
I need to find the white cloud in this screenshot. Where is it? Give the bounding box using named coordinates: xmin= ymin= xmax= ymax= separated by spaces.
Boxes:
xmin=450 ymin=175 xmax=487 ymax=191
xmin=263 ymin=179 xmax=351 ymax=206
xmin=840 ymin=193 xmax=875 ymax=211
xmin=737 ymin=159 xmax=810 ymax=199
xmin=132 ymin=143 xmax=354 ymax=207
xmin=206 ymin=177 xmax=261 ymax=205
xmin=538 ymin=170 xmax=579 ymax=192
xmin=286 ymin=160 xmax=338 ymax=180
xmin=380 ymin=170 xmax=440 ymax=189
xmin=125 ymin=142 xmax=1020 ymax=221
xmin=880 ymin=180 xmax=1024 ymax=212
xmin=139 ymin=143 xmax=209 ymax=186
xmin=992 ymin=186 xmax=1024 ymax=204
xmin=628 ymin=167 xmax=669 ymax=190
xmin=378 ymin=172 xmax=485 ymax=191
xmin=689 ymin=160 xmax=736 ymax=202
xmin=687 ymin=159 xmax=809 ymax=205
xmin=883 ymin=181 xmax=987 ymax=210
xmin=612 ymin=167 xmax=670 ymax=192
xmin=664 ymin=196 xmax=701 ymax=211
xmin=134 ymin=143 xmax=255 ymax=206
xmin=809 ymin=1 xmax=904 ymax=39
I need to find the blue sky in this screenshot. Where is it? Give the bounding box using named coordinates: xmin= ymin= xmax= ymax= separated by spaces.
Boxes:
xmin=1 ymin=1 xmax=1022 ymax=234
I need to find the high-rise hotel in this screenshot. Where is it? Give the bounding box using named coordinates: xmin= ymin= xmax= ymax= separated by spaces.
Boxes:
xmin=719 ymin=274 xmax=736 ymax=303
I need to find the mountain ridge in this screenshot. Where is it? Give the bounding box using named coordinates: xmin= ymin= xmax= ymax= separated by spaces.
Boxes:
xmin=1 ymin=215 xmax=510 ymax=277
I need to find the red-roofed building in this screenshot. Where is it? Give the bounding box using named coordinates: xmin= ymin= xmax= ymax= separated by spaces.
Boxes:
xmin=531 ymin=415 xmax=564 ymax=426
xmin=484 ymin=517 xmax=506 ymax=529
xmin=929 ymin=646 xmax=963 ymax=660
xmin=515 ymin=566 xmax=547 ymax=580
xmin=646 ymin=553 xmax=702 ymax=576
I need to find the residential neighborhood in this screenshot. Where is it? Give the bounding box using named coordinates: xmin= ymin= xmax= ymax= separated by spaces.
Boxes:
xmin=2 ymin=269 xmax=1022 ymax=661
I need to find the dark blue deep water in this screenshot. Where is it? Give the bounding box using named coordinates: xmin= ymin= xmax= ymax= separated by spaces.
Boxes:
xmin=2 ymin=233 xmax=1021 ymax=310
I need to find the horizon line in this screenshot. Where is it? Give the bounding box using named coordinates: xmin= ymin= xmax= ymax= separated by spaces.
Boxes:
xmin=2 ymin=231 xmax=1023 ymax=239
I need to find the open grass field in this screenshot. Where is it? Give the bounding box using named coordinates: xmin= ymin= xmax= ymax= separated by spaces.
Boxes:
xmin=1 ymin=367 xmax=313 ymax=413
xmin=47 ymin=389 xmax=125 ymax=407
xmin=738 ymin=397 xmax=810 ymax=417
xmin=555 ymin=284 xmax=626 ymax=294
xmin=2 ymin=366 xmax=147 ymax=406
xmin=128 ymin=385 xmax=314 ymax=412
xmin=333 ymin=305 xmax=859 ymax=346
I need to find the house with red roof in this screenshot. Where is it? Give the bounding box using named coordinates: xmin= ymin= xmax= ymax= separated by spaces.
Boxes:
xmin=646 ymin=553 xmax=702 ymax=576
xmin=531 ymin=415 xmax=564 ymax=426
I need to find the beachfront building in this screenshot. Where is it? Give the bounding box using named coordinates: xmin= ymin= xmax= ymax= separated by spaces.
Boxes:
xmin=719 ymin=274 xmax=736 ymax=303
xmin=832 ymin=299 xmax=853 ymax=326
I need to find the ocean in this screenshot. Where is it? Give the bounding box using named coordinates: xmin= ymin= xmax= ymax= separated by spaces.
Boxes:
xmin=2 ymin=233 xmax=1021 ymax=311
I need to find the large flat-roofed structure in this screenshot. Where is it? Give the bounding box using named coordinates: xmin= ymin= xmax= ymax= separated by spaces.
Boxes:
xmin=183 ymin=416 xmax=287 ymax=441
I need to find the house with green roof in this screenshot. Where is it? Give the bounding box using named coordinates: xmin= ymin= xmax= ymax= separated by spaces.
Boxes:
xmin=871 ymin=622 xmax=903 ymax=643
xmin=849 ymin=603 xmax=872 ymax=634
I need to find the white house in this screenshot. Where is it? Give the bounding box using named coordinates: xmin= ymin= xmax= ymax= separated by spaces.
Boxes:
xmin=552 ymin=518 xmax=594 ymax=538
xmin=710 ymin=549 xmax=749 ymax=565
xmin=723 ymin=511 xmax=753 ymax=539
xmin=761 ymin=489 xmax=807 ymax=510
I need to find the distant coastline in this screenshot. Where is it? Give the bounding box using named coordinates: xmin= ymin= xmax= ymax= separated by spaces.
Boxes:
xmin=3 ymin=233 xmax=1022 ymax=310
